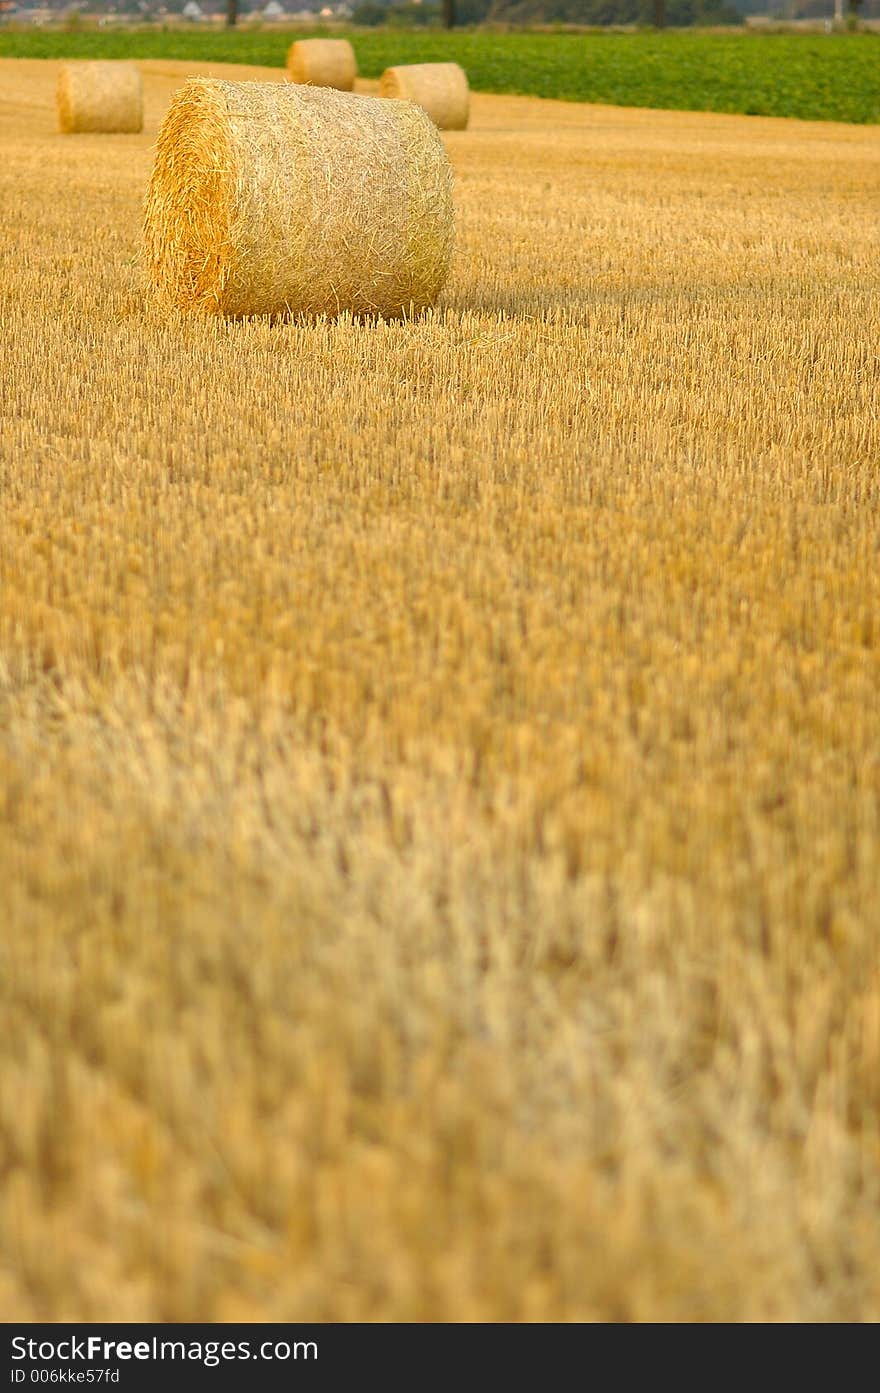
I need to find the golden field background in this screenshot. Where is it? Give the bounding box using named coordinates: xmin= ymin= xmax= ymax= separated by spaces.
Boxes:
xmin=1 ymin=57 xmax=880 ymax=1320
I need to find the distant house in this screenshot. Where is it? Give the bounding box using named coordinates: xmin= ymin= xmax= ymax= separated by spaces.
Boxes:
xmin=0 ymin=1 xmax=19 ymax=23
xmin=262 ymin=0 xmax=286 ymax=15
xmin=181 ymin=0 xmax=204 ymax=18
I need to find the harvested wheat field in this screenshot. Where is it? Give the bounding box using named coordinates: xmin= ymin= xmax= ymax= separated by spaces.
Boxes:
xmin=1 ymin=56 xmax=880 ymax=1322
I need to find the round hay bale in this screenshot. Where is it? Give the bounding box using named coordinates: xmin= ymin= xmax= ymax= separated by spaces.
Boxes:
xmin=379 ymin=63 xmax=469 ymax=132
xmin=286 ymin=39 xmax=357 ymax=91
xmin=143 ymin=79 xmax=454 ymax=320
xmin=57 ymin=61 xmax=143 ymax=135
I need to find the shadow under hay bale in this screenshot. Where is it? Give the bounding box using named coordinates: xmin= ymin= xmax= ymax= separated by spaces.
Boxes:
xmin=57 ymin=61 xmax=143 ymax=135
xmin=142 ymin=79 xmax=454 ymax=321
xmin=379 ymin=63 xmax=470 ymax=132
xmin=286 ymin=39 xmax=357 ymax=92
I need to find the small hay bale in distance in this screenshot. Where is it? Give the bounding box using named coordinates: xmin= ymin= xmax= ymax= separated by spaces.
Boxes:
xmin=379 ymin=63 xmax=469 ymax=131
xmin=286 ymin=38 xmax=357 ymax=91
xmin=57 ymin=61 xmax=143 ymax=134
xmin=143 ymin=79 xmax=454 ymax=320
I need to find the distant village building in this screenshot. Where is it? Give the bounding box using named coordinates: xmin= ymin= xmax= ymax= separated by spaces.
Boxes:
xmin=262 ymin=0 xmax=286 ymax=15
xmin=0 ymin=1 xmax=20 ymax=23
xmin=181 ymin=0 xmax=204 ymax=18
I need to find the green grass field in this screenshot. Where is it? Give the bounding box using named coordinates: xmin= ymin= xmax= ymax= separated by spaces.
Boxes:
xmin=1 ymin=28 xmax=879 ymax=123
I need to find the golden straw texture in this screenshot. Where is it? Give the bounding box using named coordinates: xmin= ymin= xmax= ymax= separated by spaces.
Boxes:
xmin=56 ymin=61 xmax=143 ymax=135
xmin=5 ymin=54 xmax=880 ymax=1323
xmin=379 ymin=62 xmax=470 ymax=131
xmin=142 ymin=78 xmax=454 ymax=319
xmin=286 ymin=38 xmax=357 ymax=91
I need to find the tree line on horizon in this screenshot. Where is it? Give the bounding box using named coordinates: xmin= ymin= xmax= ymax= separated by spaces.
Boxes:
xmin=349 ymin=0 xmax=745 ymax=25
xmin=219 ymin=0 xmax=874 ymax=32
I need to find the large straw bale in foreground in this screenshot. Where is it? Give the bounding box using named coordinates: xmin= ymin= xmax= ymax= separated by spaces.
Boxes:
xmin=286 ymin=38 xmax=357 ymax=91
xmin=56 ymin=61 xmax=143 ymax=134
xmin=143 ymin=79 xmax=454 ymax=319
xmin=379 ymin=63 xmax=469 ymax=131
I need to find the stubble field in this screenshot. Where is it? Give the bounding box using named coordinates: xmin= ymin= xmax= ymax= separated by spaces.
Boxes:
xmin=1 ymin=56 xmax=880 ymax=1320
